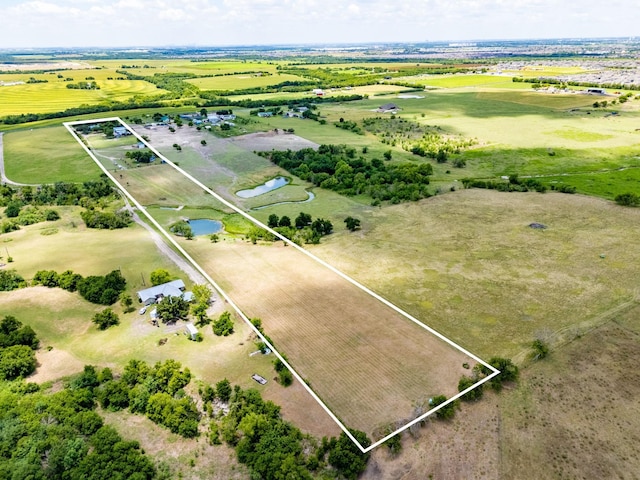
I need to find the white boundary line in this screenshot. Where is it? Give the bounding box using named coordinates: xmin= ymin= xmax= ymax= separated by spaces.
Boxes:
xmin=64 ymin=117 xmax=500 ymax=453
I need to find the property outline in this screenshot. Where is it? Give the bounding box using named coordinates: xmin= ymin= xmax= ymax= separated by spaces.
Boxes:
xmin=64 ymin=117 xmax=500 ymax=452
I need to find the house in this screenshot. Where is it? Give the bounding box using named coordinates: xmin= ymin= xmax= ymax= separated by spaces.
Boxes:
xmin=185 ymin=323 xmax=198 ymax=340
xmin=377 ymin=103 xmax=399 ymax=113
xmin=312 ymin=88 xmax=324 ymax=96
xmin=137 ymin=279 xmax=186 ymax=305
xmin=587 ymin=88 xmax=606 ymax=95
xmin=257 ymin=112 xmax=273 ymax=117
xmin=113 ymin=126 xmax=131 ymax=137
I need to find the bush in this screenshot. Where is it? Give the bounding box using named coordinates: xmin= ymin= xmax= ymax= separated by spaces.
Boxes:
xmin=615 ymin=192 xmax=640 ymax=207
xmin=458 ymin=375 xmax=483 ymax=401
xmin=0 ymin=269 xmax=25 ymax=291
xmin=92 ymin=308 xmax=120 ymax=330
xmin=0 ymin=345 xmax=37 ymax=380
xmin=212 ymin=311 xmax=234 ymax=336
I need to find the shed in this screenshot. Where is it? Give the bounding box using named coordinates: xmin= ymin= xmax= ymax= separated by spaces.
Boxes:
xmin=378 ymin=103 xmax=399 ymax=112
xmin=185 ymin=323 xmax=198 ymax=340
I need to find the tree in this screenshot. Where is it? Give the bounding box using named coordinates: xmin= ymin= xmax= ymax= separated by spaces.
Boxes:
xmin=212 ymin=311 xmax=234 ymax=336
xmin=156 ymin=295 xmax=190 ymax=323
xmin=311 ymin=218 xmax=333 ymax=236
xmin=0 ymin=345 xmax=37 ymax=380
xmin=431 ymin=395 xmax=457 ymax=419
xmin=201 ymin=139 xmax=207 ymax=145
xmin=119 ymin=293 xmax=134 ymax=313
xmin=383 ymin=150 xmax=392 ymax=161
xmin=328 ymin=429 xmax=371 ymax=480
xmin=278 ymin=215 xmax=291 ymax=227
xmin=150 ymin=268 xmax=173 ymax=286
xmin=268 ymin=213 xmax=280 ymax=228
xmin=295 ymin=212 xmax=312 ymax=228
xmin=92 ymin=308 xmax=120 ymax=330
xmin=344 ymin=216 xmax=361 ymax=231
xmin=216 ymin=378 xmax=232 ymax=402
xmin=0 ymin=269 xmax=24 ymax=291
xmin=458 ymin=375 xmax=483 ymax=401
xmin=5 ymin=201 xmax=21 ymax=218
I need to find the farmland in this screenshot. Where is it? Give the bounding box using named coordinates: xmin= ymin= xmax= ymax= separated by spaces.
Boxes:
xmin=2 ymin=43 xmax=640 ymax=477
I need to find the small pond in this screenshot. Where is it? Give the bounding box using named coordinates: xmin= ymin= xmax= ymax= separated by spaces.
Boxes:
xmin=188 ymin=219 xmax=223 ymax=236
xmin=236 ymin=176 xmax=289 ymax=198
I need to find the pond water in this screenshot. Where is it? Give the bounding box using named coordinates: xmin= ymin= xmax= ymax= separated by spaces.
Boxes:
xmin=188 ymin=219 xmax=223 ymax=235
xmin=236 ymin=176 xmax=289 ymax=198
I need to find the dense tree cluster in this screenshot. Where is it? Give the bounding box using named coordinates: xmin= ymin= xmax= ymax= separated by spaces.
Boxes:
xmin=92 ymin=308 xmax=120 ymax=330
xmin=125 ymin=149 xmax=155 ymax=163
xmin=0 ymin=374 xmax=156 ymax=478
xmin=0 ymin=270 xmax=25 ymax=291
xmin=261 ymin=144 xmax=433 ymax=203
xmin=615 ymin=192 xmax=640 ymax=206
xmin=462 ymin=175 xmax=550 ymax=193
xmin=0 ymin=315 xmax=39 ymax=381
xmin=210 ymin=382 xmax=372 ymax=480
xmin=264 ymin=212 xmax=333 ymax=245
xmin=80 ymin=209 xmax=132 ymax=229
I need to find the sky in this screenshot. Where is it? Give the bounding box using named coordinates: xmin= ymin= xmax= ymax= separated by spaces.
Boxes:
xmin=0 ymin=0 xmax=638 ymax=49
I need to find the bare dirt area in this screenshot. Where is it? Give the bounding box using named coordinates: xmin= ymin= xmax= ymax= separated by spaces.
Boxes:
xmin=185 ymin=238 xmax=477 ymax=440
xmin=227 ymin=130 xmax=319 ymax=152
xmin=29 ymin=348 xmax=86 ymax=384
xmin=499 ymin=313 xmax=640 ymax=479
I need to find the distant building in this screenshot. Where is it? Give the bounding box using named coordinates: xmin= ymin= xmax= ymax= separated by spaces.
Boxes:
xmin=377 ymin=103 xmax=399 ymax=113
xmin=113 ymin=126 xmax=131 ymax=137
xmin=587 ymin=88 xmax=607 ymax=95
xmin=257 ymin=112 xmax=273 ymax=117
xmin=312 ymin=88 xmax=324 ymax=96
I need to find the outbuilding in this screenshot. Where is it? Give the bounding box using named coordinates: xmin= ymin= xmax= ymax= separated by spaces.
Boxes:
xmin=185 ymin=323 xmax=198 ymax=340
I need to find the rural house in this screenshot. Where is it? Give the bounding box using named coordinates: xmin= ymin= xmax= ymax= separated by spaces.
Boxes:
xmin=377 ymin=103 xmax=399 ymax=113
xmin=137 ymin=279 xmax=186 ymax=305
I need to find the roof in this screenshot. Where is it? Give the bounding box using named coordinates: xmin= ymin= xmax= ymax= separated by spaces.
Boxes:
xmin=137 ymin=279 xmax=185 ymax=304
xmin=379 ymin=103 xmax=398 ymax=111
xmin=185 ymin=323 xmax=198 ymax=334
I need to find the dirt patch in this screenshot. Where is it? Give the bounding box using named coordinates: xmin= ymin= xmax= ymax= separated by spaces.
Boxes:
xmin=29 ymin=348 xmax=86 ymax=384
xmin=227 ymin=130 xmax=319 ymax=152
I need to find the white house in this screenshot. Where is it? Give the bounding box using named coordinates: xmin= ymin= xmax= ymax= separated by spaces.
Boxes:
xmin=137 ymin=279 xmax=186 ymax=305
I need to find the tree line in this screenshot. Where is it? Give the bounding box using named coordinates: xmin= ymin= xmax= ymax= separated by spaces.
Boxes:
xmin=32 ymin=268 xmax=127 ymax=306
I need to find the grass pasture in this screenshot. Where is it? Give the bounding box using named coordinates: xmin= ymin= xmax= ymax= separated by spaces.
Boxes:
xmin=311 ymin=189 xmax=640 ymax=361
xmin=3 ymin=126 xmax=101 ymax=183
xmin=186 ymin=73 xmax=308 ymax=91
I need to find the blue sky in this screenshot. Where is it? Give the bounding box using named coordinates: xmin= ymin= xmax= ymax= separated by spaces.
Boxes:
xmin=0 ymin=0 xmax=638 ymax=48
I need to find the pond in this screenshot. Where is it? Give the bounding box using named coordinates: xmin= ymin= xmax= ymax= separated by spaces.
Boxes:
xmin=236 ymin=176 xmax=289 ymax=198
xmin=188 ymin=219 xmax=223 ymax=236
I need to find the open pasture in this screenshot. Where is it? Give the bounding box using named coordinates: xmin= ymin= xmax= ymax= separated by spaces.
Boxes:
xmin=398 ymin=73 xmax=522 ymax=89
xmin=93 ymin=59 xmax=281 ymax=77
xmin=311 ymin=189 xmax=640 ymax=361
xmin=186 ymin=72 xmax=308 ymax=91
xmin=3 ymin=126 xmax=101 ymax=183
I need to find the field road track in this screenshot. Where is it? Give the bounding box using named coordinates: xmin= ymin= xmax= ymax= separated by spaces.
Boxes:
xmin=120 ymin=193 xmax=206 ymax=285
xmin=0 ymin=132 xmax=37 ymax=187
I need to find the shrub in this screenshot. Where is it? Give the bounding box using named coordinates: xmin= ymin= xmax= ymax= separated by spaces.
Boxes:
xmin=92 ymin=309 xmax=120 ymax=330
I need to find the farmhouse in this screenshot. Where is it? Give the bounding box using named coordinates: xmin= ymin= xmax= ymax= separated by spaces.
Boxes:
xmin=137 ymin=279 xmax=186 ymax=305
xmin=587 ymin=88 xmax=607 ymax=95
xmin=113 ymin=126 xmax=131 ymax=137
xmin=377 ymin=103 xmax=399 ymax=113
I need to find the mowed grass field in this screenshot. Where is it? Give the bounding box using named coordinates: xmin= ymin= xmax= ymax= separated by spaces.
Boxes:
xmin=183 ymin=238 xmax=476 ymax=438
xmin=186 ymin=73 xmax=307 ymax=90
xmin=3 ymin=126 xmax=101 ymax=183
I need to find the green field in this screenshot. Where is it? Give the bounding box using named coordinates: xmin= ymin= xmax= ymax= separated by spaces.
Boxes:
xmin=186 ymin=73 xmax=307 ymax=90
xmin=3 ymin=126 xmax=101 ymax=183
xmin=0 ymin=79 xmax=165 ymax=116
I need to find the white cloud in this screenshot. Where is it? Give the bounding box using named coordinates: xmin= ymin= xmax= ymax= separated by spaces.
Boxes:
xmin=0 ymin=0 xmax=638 ymax=48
